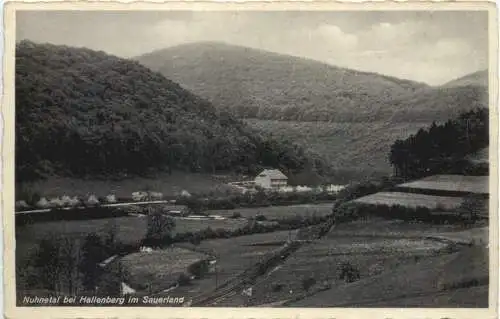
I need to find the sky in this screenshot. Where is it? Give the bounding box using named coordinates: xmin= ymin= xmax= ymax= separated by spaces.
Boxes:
xmin=16 ymin=10 xmax=488 ymax=85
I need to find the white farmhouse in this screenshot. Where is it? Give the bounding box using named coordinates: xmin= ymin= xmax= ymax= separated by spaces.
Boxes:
xmin=254 ymin=169 xmax=288 ymax=189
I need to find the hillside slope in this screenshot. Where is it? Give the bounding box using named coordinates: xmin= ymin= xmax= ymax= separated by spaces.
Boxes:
xmin=16 ymin=40 xmax=329 ymax=182
xmin=291 ymin=246 xmax=488 ymax=307
xmin=442 ymin=70 xmax=488 ymax=88
xmin=136 ymin=42 xmax=488 ymax=123
xmin=136 ymin=42 xmax=432 ymax=122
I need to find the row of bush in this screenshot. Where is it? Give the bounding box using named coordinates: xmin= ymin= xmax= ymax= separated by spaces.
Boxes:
xmin=15 ymin=189 xmax=183 ymax=211
xmin=176 ymin=189 xmax=338 ymax=212
xmin=16 ymin=184 xmax=338 ymax=213
xmin=334 ymin=201 xmax=482 ymax=225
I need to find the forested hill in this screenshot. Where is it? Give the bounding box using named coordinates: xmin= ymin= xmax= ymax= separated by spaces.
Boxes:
xmin=136 ymin=42 xmax=433 ymax=122
xmin=442 ymin=70 xmax=488 ymax=88
xmin=16 ymin=40 xmax=330 ymax=181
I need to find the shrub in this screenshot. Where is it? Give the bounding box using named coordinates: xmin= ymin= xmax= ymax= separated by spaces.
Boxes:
xmin=145 ymin=207 xmax=176 ymax=245
xmin=189 ymin=235 xmax=201 ymax=246
xmin=337 ymin=261 xmax=360 ymax=283
xmin=105 ymin=194 xmax=117 ymax=204
xmin=231 ymin=212 xmax=242 ymax=219
xmin=16 ymin=186 xmax=41 ymax=206
xmin=15 ymin=200 xmax=30 ymax=210
xmin=255 ymin=214 xmax=267 ymax=221
xmin=272 ymin=283 xmax=284 ymax=292
xmin=177 ymin=273 xmax=191 ymax=286
xmin=188 ymin=260 xmax=210 ymax=279
xmin=301 ymin=277 xmax=316 ymax=291
xmin=86 ymin=195 xmax=100 ymax=206
xmin=459 ymin=194 xmax=487 ymax=221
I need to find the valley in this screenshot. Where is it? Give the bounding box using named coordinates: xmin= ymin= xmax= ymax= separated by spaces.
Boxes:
xmin=13 ymin=40 xmax=492 ymax=309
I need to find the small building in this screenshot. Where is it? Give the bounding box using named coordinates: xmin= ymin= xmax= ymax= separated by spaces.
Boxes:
xmin=254 ymin=169 xmax=288 ymax=189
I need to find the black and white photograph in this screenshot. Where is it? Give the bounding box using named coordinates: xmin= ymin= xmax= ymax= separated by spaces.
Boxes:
xmin=3 ymin=3 xmax=498 ymax=316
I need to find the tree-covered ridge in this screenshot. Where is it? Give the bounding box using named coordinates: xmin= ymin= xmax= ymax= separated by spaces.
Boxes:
xmin=16 ymin=40 xmax=328 ymax=181
xmin=136 ymin=42 xmax=488 ymax=123
xmin=389 ymin=108 xmax=489 ymax=179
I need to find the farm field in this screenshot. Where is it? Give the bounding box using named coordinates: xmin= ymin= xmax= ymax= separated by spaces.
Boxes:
xmin=397 ymin=175 xmax=489 ymax=195
xmin=327 ymin=216 xmax=486 ymax=239
xmin=220 ymin=234 xmax=448 ymax=306
xmin=172 ymin=218 xmax=249 ymax=235
xmin=171 ymin=230 xmax=299 ymax=297
xmin=205 ymin=203 xmax=333 ymax=220
xmin=120 ymin=247 xmax=209 ymax=292
xmin=291 ymin=246 xmax=488 ymax=307
xmin=245 ymin=119 xmax=428 ymax=183
xmin=16 ymin=171 xmax=233 ymax=199
xmin=351 ymin=192 xmax=462 ymax=210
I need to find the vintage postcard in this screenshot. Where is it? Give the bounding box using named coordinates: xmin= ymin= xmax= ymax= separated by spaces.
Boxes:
xmin=2 ymin=1 xmax=499 ymax=318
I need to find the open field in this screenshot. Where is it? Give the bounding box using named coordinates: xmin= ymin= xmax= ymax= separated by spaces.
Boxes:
xmin=220 ymin=235 xmax=448 ymax=306
xmin=173 ymin=218 xmax=248 ymax=235
xmin=328 ymin=216 xmax=487 ymax=239
xmin=120 ymin=247 xmax=209 ymax=292
xmin=16 ymin=171 xmax=233 ymax=199
xmin=214 ymin=216 xmax=489 ymax=306
xmin=246 ymin=119 xmax=428 ymax=183
xmin=291 ymin=246 xmax=488 ymax=307
xmin=397 ymin=175 xmax=489 ymax=195
xmin=171 ymin=230 xmax=298 ymax=296
xmin=351 ymin=192 xmax=462 ymax=210
xmin=205 ymin=203 xmax=333 ymax=220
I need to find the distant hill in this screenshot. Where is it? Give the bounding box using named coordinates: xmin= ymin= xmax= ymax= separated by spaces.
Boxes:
xmin=136 ymin=42 xmax=488 ymax=123
xmin=386 ymin=84 xmax=488 ymax=122
xmin=136 ymin=42 xmax=431 ymax=122
xmin=442 ymin=70 xmax=488 ymax=88
xmin=16 ymin=40 xmax=331 ymax=182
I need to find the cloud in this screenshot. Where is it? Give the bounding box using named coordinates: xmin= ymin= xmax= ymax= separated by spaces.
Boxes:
xmin=315 ymin=24 xmax=358 ymax=51
xmin=16 ymin=11 xmax=488 ymax=85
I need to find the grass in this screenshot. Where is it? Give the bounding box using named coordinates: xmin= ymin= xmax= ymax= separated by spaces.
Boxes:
xmin=16 ymin=171 xmax=233 ymax=199
xmin=15 ymin=216 xmax=149 ymax=266
xmin=327 ymin=216 xmax=481 ymax=238
xmin=397 ymin=175 xmax=489 ymax=195
xmin=351 ymin=192 xmax=462 ymax=210
xmin=205 ymin=203 xmax=333 ymax=220
xmin=120 ymin=247 xmax=209 ymax=292
xmin=15 ymin=215 xmax=253 ymax=266
xmin=172 ymin=218 xmax=249 ymax=235
xmin=216 ymin=216 xmax=488 ymax=307
xmin=171 ymin=230 xmax=298 ymax=297
xmin=233 ymin=235 xmax=443 ymax=306
xmin=245 ymin=119 xmax=428 ymax=183
xmin=291 ymin=246 xmax=488 ymax=307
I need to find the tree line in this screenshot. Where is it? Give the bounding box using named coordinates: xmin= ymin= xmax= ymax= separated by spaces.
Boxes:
xmin=389 ymin=107 xmax=488 ymax=179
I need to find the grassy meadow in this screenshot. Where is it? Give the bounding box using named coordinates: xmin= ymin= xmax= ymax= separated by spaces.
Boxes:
xmin=291 ymin=246 xmax=488 ymax=307
xmin=120 ymin=247 xmax=209 ymax=292
xmin=351 ymin=192 xmax=463 ymax=210
xmin=397 ymin=175 xmax=489 ymax=195
xmin=205 ymin=203 xmax=333 ymax=220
